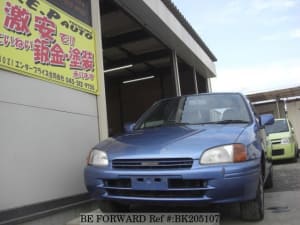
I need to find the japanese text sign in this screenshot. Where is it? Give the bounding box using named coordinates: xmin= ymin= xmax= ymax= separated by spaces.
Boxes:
xmin=0 ymin=0 xmax=98 ymax=94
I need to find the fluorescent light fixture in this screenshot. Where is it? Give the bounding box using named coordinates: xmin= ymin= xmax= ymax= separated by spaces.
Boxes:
xmin=122 ymin=75 xmax=155 ymax=84
xmin=104 ymin=64 xmax=133 ymax=73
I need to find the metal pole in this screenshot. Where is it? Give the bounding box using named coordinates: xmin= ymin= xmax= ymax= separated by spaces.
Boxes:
xmin=275 ymin=97 xmax=281 ymax=118
xmin=172 ymin=50 xmax=181 ymax=96
xmin=193 ymin=68 xmax=199 ymax=94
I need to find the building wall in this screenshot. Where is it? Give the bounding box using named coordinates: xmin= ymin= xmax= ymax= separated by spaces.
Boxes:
xmin=0 ymin=70 xmax=99 ymax=211
xmin=286 ymin=100 xmax=300 ymax=146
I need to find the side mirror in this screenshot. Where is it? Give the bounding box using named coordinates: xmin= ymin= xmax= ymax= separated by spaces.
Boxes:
xmin=124 ymin=122 xmax=136 ymax=133
xmin=291 ymin=127 xmax=295 ymax=133
xmin=259 ymin=114 xmax=274 ymax=127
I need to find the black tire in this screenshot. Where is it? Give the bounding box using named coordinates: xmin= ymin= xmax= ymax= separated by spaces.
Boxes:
xmin=240 ymin=176 xmax=264 ymax=221
xmin=264 ymin=166 xmax=273 ymax=189
xmin=292 ymin=148 xmax=298 ymax=162
xmin=98 ymin=200 xmax=130 ymax=212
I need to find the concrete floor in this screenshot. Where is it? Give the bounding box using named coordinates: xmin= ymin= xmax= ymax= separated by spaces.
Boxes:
xmin=67 ymin=191 xmax=300 ymax=225
xmin=221 ymin=159 xmax=300 ymax=224
xmin=221 ymin=190 xmax=300 ymax=225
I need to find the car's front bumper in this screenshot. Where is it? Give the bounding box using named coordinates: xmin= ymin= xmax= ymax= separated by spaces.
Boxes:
xmin=270 ymin=143 xmax=295 ymax=160
xmin=84 ymin=159 xmax=260 ymax=205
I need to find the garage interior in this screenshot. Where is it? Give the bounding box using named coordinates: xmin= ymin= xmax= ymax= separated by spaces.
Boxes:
xmin=100 ymin=0 xmax=217 ymax=136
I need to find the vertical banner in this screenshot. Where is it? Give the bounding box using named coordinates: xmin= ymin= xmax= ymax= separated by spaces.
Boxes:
xmin=0 ymin=0 xmax=98 ymax=94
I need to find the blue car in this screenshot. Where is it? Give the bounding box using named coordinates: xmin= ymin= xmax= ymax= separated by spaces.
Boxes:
xmin=84 ymin=93 xmax=274 ymax=221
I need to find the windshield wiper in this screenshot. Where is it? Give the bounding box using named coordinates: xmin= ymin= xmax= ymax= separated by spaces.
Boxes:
xmin=143 ymin=122 xmax=190 ymax=129
xmin=187 ymin=120 xmax=249 ymax=125
xmin=162 ymin=122 xmax=191 ymax=126
xmin=209 ymin=120 xmax=249 ymax=124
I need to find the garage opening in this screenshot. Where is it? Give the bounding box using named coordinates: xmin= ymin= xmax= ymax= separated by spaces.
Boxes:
xmin=177 ymin=58 xmax=208 ymax=95
xmin=100 ymin=0 xmax=209 ymax=136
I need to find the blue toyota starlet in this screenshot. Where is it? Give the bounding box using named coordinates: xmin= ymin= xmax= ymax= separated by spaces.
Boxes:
xmin=84 ymin=93 xmax=274 ymax=221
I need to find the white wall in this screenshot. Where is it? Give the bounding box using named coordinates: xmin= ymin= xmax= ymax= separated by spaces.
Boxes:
xmin=0 ymin=70 xmax=99 ymax=211
xmin=287 ymin=100 xmax=300 ymax=146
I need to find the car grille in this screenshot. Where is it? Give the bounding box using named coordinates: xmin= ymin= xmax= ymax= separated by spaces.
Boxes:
xmin=103 ymin=178 xmax=208 ymax=198
xmin=106 ymin=189 xmax=205 ymax=198
xmin=104 ymin=179 xmax=131 ymax=188
xmin=168 ymin=179 xmax=205 ymax=188
xmin=112 ymin=158 xmax=193 ymax=169
xmin=104 ymin=179 xmax=206 ymax=189
xmin=272 ymin=149 xmax=284 ymax=156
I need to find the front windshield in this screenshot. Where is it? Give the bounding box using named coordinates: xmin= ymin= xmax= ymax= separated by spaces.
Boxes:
xmin=135 ymin=94 xmax=251 ymax=129
xmin=265 ymin=119 xmax=289 ymax=134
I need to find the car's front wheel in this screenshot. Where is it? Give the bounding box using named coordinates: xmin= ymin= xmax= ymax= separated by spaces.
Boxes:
xmin=264 ymin=166 xmax=273 ymax=189
xmin=98 ymin=200 xmax=130 ymax=212
xmin=292 ymin=147 xmax=298 ymax=162
xmin=240 ymin=176 xmax=264 ymax=221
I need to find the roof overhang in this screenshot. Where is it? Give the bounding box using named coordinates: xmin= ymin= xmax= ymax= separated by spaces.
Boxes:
xmin=247 ymin=86 xmax=300 ymax=102
xmin=114 ymin=0 xmax=217 ymax=78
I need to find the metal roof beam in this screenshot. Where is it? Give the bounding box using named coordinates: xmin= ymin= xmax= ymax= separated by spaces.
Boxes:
xmin=102 ymin=30 xmax=151 ymax=49
xmin=104 ymin=49 xmax=170 ymax=69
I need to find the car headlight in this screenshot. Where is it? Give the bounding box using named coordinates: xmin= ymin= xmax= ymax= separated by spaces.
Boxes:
xmin=281 ymin=138 xmax=290 ymax=144
xmin=87 ymin=149 xmax=108 ymax=167
xmin=200 ymin=144 xmax=247 ymax=165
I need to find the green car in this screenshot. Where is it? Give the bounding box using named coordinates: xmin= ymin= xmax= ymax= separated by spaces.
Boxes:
xmin=265 ymin=118 xmax=299 ymax=161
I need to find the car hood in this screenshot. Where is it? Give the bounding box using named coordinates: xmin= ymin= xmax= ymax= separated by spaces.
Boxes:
xmin=95 ymin=124 xmax=248 ymax=159
xmin=267 ymin=132 xmax=290 ymax=140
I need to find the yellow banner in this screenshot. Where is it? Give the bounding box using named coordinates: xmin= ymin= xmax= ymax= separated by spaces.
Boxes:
xmin=0 ymin=0 xmax=98 ymax=94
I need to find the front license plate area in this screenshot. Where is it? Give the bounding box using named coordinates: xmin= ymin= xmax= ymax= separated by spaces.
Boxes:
xmin=131 ymin=176 xmax=168 ymax=190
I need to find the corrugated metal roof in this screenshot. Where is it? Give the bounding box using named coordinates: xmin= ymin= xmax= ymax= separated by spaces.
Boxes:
xmin=161 ymin=0 xmax=217 ymax=62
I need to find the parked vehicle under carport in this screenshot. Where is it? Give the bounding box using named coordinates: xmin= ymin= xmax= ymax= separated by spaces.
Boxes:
xmin=266 ymin=118 xmax=299 ymax=162
xmin=85 ymin=93 xmax=274 ymax=221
